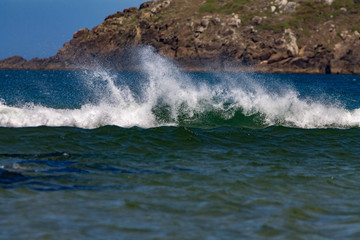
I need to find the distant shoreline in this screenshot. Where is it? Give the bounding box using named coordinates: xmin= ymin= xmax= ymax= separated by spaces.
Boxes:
xmin=1 ymin=0 xmax=360 ymax=74
xmin=1 ymin=67 xmax=357 ymax=75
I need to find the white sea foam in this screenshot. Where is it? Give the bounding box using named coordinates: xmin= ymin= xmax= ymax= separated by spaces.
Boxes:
xmin=0 ymin=47 xmax=359 ymax=129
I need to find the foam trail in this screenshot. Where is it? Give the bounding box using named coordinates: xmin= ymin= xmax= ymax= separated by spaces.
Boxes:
xmin=0 ymin=102 xmax=151 ymax=128
xmin=0 ymin=47 xmax=359 ymax=129
xmin=228 ymin=84 xmax=360 ymax=128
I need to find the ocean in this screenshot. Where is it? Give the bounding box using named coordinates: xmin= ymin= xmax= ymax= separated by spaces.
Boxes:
xmin=1 ymin=49 xmax=360 ymax=239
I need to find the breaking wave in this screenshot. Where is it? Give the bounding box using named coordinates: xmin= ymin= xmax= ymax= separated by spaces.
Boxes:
xmin=0 ymin=47 xmax=359 ymax=129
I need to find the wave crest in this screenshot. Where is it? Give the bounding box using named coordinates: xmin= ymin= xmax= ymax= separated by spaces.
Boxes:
xmin=0 ymin=47 xmax=359 ymax=129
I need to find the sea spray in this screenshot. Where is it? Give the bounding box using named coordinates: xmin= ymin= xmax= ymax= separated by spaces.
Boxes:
xmin=0 ymin=47 xmax=359 ymax=129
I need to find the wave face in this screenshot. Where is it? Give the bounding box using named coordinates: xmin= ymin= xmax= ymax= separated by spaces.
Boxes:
xmin=0 ymin=47 xmax=359 ymax=129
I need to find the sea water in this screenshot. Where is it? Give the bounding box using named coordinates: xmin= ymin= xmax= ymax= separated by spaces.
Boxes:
xmin=0 ymin=48 xmax=360 ymax=239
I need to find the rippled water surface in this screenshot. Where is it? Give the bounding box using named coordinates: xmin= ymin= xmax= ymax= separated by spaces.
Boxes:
xmin=1 ymin=49 xmax=360 ymax=239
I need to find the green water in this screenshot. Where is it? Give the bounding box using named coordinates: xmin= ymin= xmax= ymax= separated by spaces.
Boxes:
xmin=1 ymin=126 xmax=360 ymax=239
xmin=0 ymin=59 xmax=360 ymax=239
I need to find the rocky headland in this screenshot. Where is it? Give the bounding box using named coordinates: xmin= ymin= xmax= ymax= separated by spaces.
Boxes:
xmin=1 ymin=0 xmax=360 ymax=74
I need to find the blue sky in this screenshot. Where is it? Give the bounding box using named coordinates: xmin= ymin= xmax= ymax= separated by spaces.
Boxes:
xmin=0 ymin=0 xmax=145 ymax=60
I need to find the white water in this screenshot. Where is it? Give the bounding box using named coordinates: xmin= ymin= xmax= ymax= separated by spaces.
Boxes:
xmin=0 ymin=47 xmax=359 ymax=129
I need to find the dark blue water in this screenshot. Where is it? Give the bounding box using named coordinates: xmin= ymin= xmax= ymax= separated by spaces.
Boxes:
xmin=0 ymin=51 xmax=360 ymax=239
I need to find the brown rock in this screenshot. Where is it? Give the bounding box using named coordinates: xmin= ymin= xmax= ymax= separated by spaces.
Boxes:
xmin=73 ymin=28 xmax=89 ymax=39
xmin=289 ymin=57 xmax=309 ymax=68
xmin=252 ymin=16 xmax=262 ymax=25
xmin=123 ymin=7 xmax=138 ymax=13
xmin=201 ymin=19 xmax=210 ymax=28
xmin=267 ymin=52 xmax=288 ymax=64
xmin=0 ymin=56 xmax=27 ymax=65
xmin=139 ymin=1 xmax=153 ymax=9
xmin=259 ymin=50 xmax=273 ymax=61
xmin=1 ymin=0 xmax=360 ymax=74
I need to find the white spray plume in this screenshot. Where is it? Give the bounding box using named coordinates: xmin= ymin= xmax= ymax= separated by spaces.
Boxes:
xmin=0 ymin=47 xmax=359 ymax=129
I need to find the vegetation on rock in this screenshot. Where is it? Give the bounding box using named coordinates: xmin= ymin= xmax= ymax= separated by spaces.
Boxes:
xmin=1 ymin=0 xmax=360 ymax=74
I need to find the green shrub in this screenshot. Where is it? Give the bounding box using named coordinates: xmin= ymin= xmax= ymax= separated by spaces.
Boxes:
xmin=352 ymin=26 xmax=360 ymax=32
xmin=199 ymin=0 xmax=251 ymax=14
xmin=332 ymin=0 xmax=354 ymax=9
xmin=199 ymin=0 xmax=217 ymax=13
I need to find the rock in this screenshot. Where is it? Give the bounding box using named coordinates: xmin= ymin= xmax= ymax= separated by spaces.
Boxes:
xmin=1 ymin=0 xmax=359 ymax=74
xmin=228 ymin=14 xmax=241 ymax=28
xmin=222 ymin=28 xmax=234 ymax=36
xmin=201 ymin=18 xmax=210 ymax=28
xmin=340 ymin=30 xmax=349 ymax=40
xmin=151 ymin=7 xmax=158 ymax=13
xmin=212 ymin=17 xmax=221 ymax=25
xmin=283 ymin=2 xmax=299 ymax=13
xmin=323 ymin=0 xmax=333 ymax=5
xmin=162 ymin=1 xmax=171 ymax=7
xmin=150 ymin=0 xmax=172 ymax=14
xmin=252 ymin=16 xmax=263 ymax=25
xmin=283 ymin=29 xmax=299 ymax=56
xmin=329 ymin=24 xmax=335 ymax=32
xmin=139 ymin=1 xmax=153 ymax=9
xmin=268 ymin=52 xmax=288 ymax=64
xmin=141 ymin=12 xmax=151 ymax=19
xmin=275 ymin=0 xmax=288 ymax=7
xmin=73 ymin=28 xmax=89 ymax=39
xmin=248 ymin=26 xmax=257 ymax=34
xmin=289 ymin=57 xmax=310 ymax=68
xmin=259 ymin=50 xmax=273 ymax=61
xmin=105 ymin=11 xmax=124 ymax=21
xmin=0 ymin=56 xmax=26 ymax=64
xmin=299 ymin=47 xmax=315 ymax=58
xmin=331 ymin=37 xmax=360 ymax=74
xmin=340 ymin=8 xmax=347 ymax=13
xmin=195 ymin=26 xmax=205 ymax=33
xmin=123 ymin=7 xmax=138 ymax=13
xmin=299 ymin=46 xmax=306 ymax=56
xmin=0 ymin=56 xmax=28 ymax=69
xmin=274 ymin=38 xmax=284 ymax=45
xmin=333 ymin=42 xmax=347 ymax=59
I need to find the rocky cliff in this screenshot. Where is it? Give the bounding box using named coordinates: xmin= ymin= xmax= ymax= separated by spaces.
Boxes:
xmin=1 ymin=0 xmax=360 ymax=74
